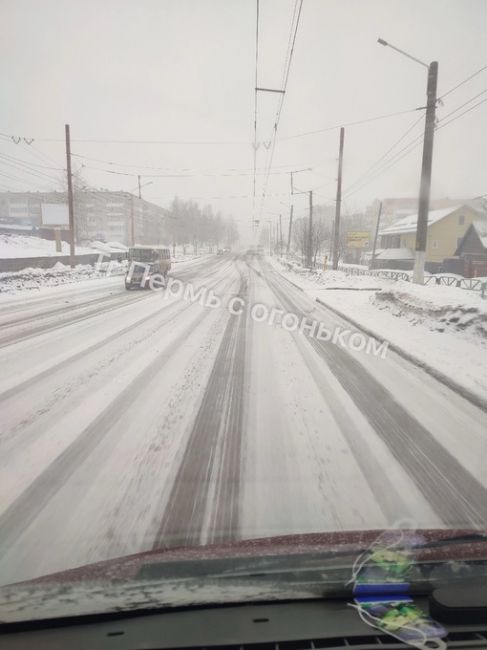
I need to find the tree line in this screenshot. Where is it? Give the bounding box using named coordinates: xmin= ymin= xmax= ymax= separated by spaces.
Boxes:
xmin=167 ymin=197 xmax=239 ymax=253
xmin=264 ymin=204 xmax=363 ymax=265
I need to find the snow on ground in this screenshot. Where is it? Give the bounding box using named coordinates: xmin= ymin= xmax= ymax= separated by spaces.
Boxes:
xmin=0 ymin=261 xmax=128 ymax=294
xmin=1 ymin=254 xmax=487 ymax=586
xmin=242 ymin=264 xmax=440 ymax=537
xmin=0 ymin=247 xmax=210 ymax=295
xmin=372 ymin=282 xmax=487 ymax=340
xmin=270 ymin=256 xmax=487 ymax=402
xmin=0 ymin=233 xmax=95 ymax=258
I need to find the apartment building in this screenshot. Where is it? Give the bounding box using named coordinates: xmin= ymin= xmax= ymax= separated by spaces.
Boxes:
xmin=0 ymin=191 xmax=169 ymax=246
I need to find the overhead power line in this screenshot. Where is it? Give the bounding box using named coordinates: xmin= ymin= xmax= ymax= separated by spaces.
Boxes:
xmin=0 ymin=150 xmax=62 ymax=173
xmin=0 ymin=107 xmax=432 ymax=147
xmin=0 ymin=154 xmax=63 ymax=185
xmin=439 ymin=62 xmax=487 ymax=101
xmin=70 ymin=152 xmax=317 ymax=172
xmin=0 ymin=169 xmax=52 ymax=189
xmin=435 ymin=95 xmax=487 ymax=131
xmin=252 ymin=0 xmax=260 ymax=221
xmin=80 ymin=163 xmax=312 ymax=179
xmin=343 ymin=111 xmax=426 ymax=196
xmin=258 ymin=0 xmax=304 ymax=220
xmin=343 ymin=92 xmax=487 ymax=199
xmin=278 ymin=107 xmax=422 ymax=140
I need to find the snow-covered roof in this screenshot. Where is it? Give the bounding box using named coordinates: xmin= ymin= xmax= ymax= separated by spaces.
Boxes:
xmin=130 ymin=244 xmax=170 ymax=250
xmin=375 ymin=247 xmax=414 ymax=260
xmin=380 ymin=205 xmax=462 ymax=236
xmin=106 ymin=241 xmax=128 ymax=251
xmin=90 ymin=240 xmax=129 ymax=254
xmin=472 ymin=220 xmax=487 ymax=248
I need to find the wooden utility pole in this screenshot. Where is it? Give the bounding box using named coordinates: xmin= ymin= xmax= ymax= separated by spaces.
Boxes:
xmin=65 ymin=124 xmax=75 ymax=268
xmin=137 ymin=175 xmax=142 ymax=199
xmin=370 ymin=201 xmax=382 ymax=270
xmin=413 ymin=61 xmax=438 ymax=284
xmin=287 ymin=204 xmax=293 ymax=255
xmin=129 ymin=194 xmax=135 ymax=246
xmin=332 ymin=127 xmax=345 ymax=270
xmin=279 ymin=214 xmax=283 ymax=256
xmin=307 ymin=190 xmax=313 ymax=268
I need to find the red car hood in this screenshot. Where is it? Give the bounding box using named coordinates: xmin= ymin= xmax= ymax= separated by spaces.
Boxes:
xmin=18 ymin=528 xmax=487 ymax=587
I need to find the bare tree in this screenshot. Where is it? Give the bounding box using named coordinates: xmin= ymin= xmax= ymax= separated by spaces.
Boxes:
xmin=292 ymin=216 xmax=330 ymax=266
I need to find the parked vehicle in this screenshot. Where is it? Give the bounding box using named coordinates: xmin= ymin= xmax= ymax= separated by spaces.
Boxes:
xmin=125 ymin=245 xmax=171 ymax=289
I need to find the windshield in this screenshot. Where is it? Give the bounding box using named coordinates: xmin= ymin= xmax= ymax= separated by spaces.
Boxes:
xmin=129 ymin=248 xmax=160 ymax=261
xmin=1 ymin=0 xmax=487 ymax=626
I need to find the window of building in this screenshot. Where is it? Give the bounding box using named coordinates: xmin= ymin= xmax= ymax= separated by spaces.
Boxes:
xmin=431 ymin=240 xmax=438 ymax=249
xmin=457 ymin=236 xmax=463 ymax=248
xmin=458 ymin=214 xmax=465 ymax=225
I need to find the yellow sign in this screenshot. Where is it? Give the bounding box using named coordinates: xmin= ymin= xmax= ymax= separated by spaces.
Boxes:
xmin=347 ymin=231 xmax=370 ymax=248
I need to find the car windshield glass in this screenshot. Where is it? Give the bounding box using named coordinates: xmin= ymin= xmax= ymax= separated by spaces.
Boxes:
xmin=1 ymin=0 xmax=487 ymax=626
xmin=129 ymin=248 xmax=157 ymax=261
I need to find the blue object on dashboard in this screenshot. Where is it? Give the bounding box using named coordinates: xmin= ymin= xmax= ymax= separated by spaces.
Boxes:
xmin=354 ymin=582 xmax=410 ymax=596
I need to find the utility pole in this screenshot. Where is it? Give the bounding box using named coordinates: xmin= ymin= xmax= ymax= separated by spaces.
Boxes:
xmin=129 ymin=194 xmax=135 ymax=246
xmin=307 ymin=190 xmax=313 ymax=268
xmin=370 ymin=201 xmax=382 ymax=270
xmin=413 ymin=61 xmax=438 ymax=284
xmin=287 ymin=204 xmax=293 ymax=255
xmin=65 ymin=124 xmax=75 ymax=268
xmin=137 ymin=175 xmax=142 ymax=199
xmin=332 ymin=127 xmax=345 ymax=270
xmin=287 ymin=171 xmax=295 ymax=257
xmin=279 ymin=214 xmax=283 ymax=256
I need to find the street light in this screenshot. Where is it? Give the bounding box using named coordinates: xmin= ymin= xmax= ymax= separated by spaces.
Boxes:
xmin=378 ymin=37 xmax=438 ymax=285
xmin=377 ymin=38 xmax=428 ymax=69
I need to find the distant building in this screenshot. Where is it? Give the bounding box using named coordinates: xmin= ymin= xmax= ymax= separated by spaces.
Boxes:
xmin=446 ymin=220 xmax=487 ymax=277
xmin=379 ymin=204 xmax=483 ymax=271
xmin=0 ymin=191 xmax=169 ymax=246
xmin=366 ymin=197 xmax=470 ymax=229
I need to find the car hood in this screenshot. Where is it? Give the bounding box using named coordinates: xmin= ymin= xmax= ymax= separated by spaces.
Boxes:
xmin=1 ymin=529 xmax=487 ymax=625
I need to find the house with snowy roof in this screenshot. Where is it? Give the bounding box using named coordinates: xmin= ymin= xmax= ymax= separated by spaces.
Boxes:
xmin=450 ymin=219 xmax=487 ymax=277
xmin=377 ymin=204 xmax=482 ymax=271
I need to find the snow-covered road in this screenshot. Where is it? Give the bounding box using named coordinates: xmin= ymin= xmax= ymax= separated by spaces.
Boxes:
xmin=1 ymin=253 xmax=487 ymax=585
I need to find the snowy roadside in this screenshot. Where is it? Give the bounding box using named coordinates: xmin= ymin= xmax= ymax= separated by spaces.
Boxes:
xmin=0 ymin=252 xmax=210 ymax=296
xmin=269 ymin=256 xmax=487 ymax=406
xmin=0 ymin=233 xmax=100 ymax=258
xmin=0 ymin=261 xmax=128 ymax=295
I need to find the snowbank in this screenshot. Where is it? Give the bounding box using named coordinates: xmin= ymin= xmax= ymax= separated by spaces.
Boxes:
xmin=0 ymin=260 xmax=127 ymax=294
xmin=278 ymin=259 xmax=383 ymax=289
xmin=372 ymin=282 xmax=487 ymax=341
xmin=0 ymin=233 xmax=94 ymax=258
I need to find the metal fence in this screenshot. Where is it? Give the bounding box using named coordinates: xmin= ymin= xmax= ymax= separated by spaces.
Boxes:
xmin=338 ymin=265 xmax=486 ymax=298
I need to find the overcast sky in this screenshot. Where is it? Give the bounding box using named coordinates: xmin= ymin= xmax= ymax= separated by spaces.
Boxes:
xmin=1 ymin=0 xmax=486 ymax=237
